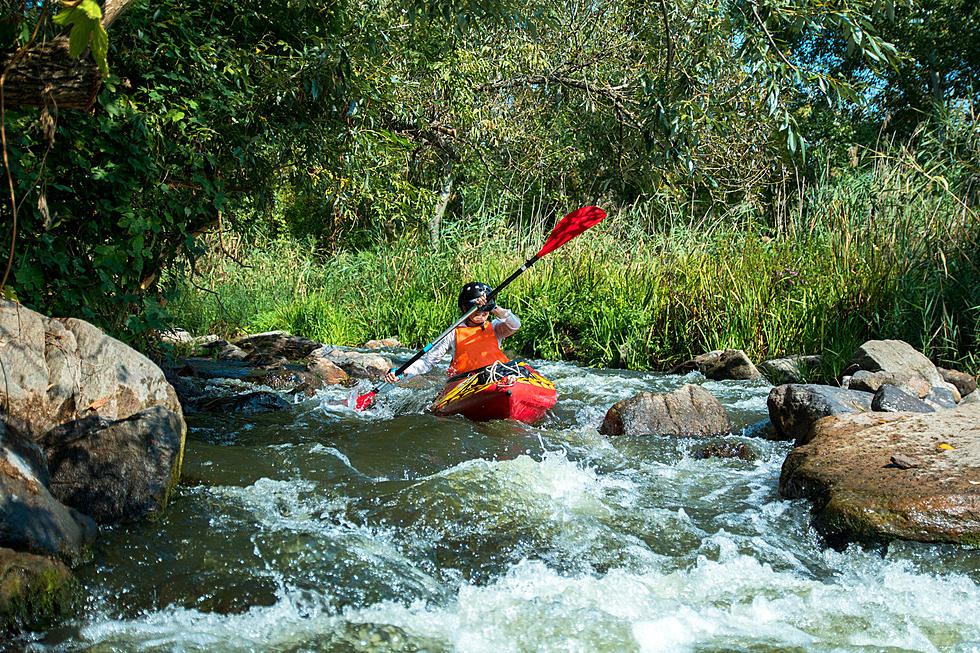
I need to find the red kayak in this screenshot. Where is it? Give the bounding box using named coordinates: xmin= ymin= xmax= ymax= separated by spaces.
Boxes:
xmin=429 ymin=361 xmax=557 ymax=424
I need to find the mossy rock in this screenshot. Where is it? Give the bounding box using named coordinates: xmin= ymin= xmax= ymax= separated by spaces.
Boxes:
xmin=0 ymin=548 xmax=78 ymax=633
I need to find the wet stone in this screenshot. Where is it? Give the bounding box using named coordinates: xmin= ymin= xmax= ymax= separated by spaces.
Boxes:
xmin=691 ymin=441 xmax=755 ymax=461
xmin=872 ymin=385 xmax=935 ymax=413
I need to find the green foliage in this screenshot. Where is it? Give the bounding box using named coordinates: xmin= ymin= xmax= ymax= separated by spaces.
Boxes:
xmin=2 ymin=0 xmax=976 ymax=366
xmin=52 ymin=0 xmax=108 ymax=74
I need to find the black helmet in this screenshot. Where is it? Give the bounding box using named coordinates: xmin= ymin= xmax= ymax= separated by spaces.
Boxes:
xmin=458 ymin=281 xmax=495 ymax=314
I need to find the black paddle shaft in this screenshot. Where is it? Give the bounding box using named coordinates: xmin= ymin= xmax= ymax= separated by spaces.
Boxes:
xmin=389 ymin=252 xmax=541 ymax=378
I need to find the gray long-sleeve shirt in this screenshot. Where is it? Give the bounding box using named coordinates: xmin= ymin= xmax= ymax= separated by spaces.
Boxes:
xmin=400 ymin=308 xmax=520 ymax=379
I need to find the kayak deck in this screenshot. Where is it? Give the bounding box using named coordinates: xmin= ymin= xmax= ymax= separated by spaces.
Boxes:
xmin=429 ymin=361 xmax=557 ymax=424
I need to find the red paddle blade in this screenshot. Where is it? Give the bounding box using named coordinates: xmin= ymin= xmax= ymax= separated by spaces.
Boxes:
xmin=354 ymin=390 xmax=377 ymax=411
xmin=537 ymin=206 xmax=606 ymax=257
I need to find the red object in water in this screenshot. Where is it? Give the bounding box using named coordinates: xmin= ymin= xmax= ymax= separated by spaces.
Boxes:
xmin=354 ymin=390 xmax=377 ymax=411
xmin=429 ymin=363 xmax=557 ymax=424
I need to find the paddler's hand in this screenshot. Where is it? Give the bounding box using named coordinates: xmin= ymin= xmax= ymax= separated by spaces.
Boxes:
xmin=383 ymin=371 xmax=398 ymax=384
xmin=472 ymin=294 xmax=498 ymax=314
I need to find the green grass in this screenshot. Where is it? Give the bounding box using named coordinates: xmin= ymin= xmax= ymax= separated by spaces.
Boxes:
xmin=165 ymin=151 xmax=980 ymax=375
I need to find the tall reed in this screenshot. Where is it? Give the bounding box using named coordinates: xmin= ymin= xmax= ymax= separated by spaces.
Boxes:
xmin=166 ymin=140 xmax=979 ymax=374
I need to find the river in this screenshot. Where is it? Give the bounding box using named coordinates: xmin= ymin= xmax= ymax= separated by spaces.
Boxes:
xmin=14 ymin=353 xmax=980 ymax=652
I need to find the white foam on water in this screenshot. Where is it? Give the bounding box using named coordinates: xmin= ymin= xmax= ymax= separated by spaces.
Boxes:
xmin=348 ymin=545 xmax=980 ymax=652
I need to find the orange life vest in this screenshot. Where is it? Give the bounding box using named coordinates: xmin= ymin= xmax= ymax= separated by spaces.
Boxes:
xmin=448 ymin=321 xmax=509 ymax=376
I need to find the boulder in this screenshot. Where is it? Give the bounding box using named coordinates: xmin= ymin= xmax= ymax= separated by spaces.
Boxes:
xmin=779 ymin=400 xmax=980 ymax=546
xmin=670 ymin=349 xmax=763 ymax=381
xmin=758 ymin=355 xmax=823 ymax=385
xmin=939 ymin=368 xmax=977 ymax=398
xmin=200 ymin=339 xmax=248 ymax=362
xmin=842 ymin=339 xmax=943 ymax=387
xmin=0 ymin=299 xmax=182 ymax=440
xmin=364 ymin=338 xmax=401 ymax=349
xmin=598 ymin=384 xmax=732 ymax=437
xmin=309 ymin=347 xmax=391 ymax=380
xmin=196 ymin=391 xmax=291 ymax=413
xmin=767 ymin=384 xmax=874 ymax=444
xmin=234 ymin=331 xmax=320 ymax=361
xmin=39 ymin=406 xmax=186 ymax=524
xmin=0 ymin=547 xmax=76 ymax=632
xmin=248 ymin=369 xmax=325 ymax=394
xmin=0 ymin=424 xmax=96 ymax=559
xmin=871 ymin=385 xmax=935 ymax=413
xmin=847 ymin=369 xmax=930 ymax=398
xmin=305 ymin=356 xmax=350 ymax=385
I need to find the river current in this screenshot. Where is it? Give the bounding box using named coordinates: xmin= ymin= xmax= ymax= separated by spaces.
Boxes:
xmin=15 ymin=351 xmax=980 ymax=652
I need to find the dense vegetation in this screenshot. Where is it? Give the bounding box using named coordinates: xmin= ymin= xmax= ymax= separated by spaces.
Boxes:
xmin=2 ymin=0 xmax=978 ymax=372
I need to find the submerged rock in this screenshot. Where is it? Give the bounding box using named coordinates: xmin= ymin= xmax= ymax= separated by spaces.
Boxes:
xmin=779 ymin=400 xmax=980 ymax=546
xmin=196 ymin=391 xmax=291 ymax=413
xmin=691 ymin=441 xmax=756 ymax=461
xmin=39 ymin=406 xmax=186 ymax=524
xmin=599 ymin=384 xmax=732 ymax=437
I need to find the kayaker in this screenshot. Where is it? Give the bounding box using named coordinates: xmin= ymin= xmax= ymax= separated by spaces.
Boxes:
xmin=383 ymin=282 xmax=520 ymax=382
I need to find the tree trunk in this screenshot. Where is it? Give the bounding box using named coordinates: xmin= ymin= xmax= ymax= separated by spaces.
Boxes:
xmin=0 ymin=0 xmax=134 ymax=111
xmin=430 ymin=159 xmax=453 ymax=248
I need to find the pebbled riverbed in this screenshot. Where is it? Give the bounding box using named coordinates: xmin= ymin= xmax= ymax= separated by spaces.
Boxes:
xmin=14 ymin=354 xmax=980 ymax=652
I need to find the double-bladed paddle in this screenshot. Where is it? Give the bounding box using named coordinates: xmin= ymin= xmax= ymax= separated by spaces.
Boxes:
xmin=353 ymin=205 xmax=607 ymax=411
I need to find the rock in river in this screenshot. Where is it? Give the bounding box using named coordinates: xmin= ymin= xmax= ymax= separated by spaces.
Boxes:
xmin=39 ymin=406 xmax=186 ymax=524
xmin=599 ymin=384 xmax=731 ymax=437
xmin=0 ymin=299 xmax=182 ymax=439
xmin=779 ymin=399 xmax=980 ymax=546
xmin=767 ymin=384 xmax=873 ymax=444
xmin=670 ymin=349 xmax=763 ymax=381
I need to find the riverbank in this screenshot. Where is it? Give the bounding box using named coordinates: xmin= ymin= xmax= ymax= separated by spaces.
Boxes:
xmin=164 ymin=208 xmax=980 ymax=377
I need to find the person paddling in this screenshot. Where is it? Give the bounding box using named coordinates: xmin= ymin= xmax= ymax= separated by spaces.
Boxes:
xmin=383 ymin=282 xmax=520 ymax=383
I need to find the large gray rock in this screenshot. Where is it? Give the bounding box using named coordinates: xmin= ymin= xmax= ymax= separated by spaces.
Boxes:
xmin=843 ymin=339 xmax=943 ymax=387
xmin=599 ymin=384 xmax=732 ymax=437
xmin=40 ymin=406 xmax=186 ymax=524
xmin=847 ymin=369 xmax=930 ymax=398
xmin=767 ymin=384 xmax=874 ymax=444
xmin=0 ymin=424 xmax=96 ymax=560
xmin=670 ymin=349 xmax=763 ymax=381
xmin=779 ymin=400 xmax=980 ymax=546
xmin=758 ymin=355 xmax=823 ymax=385
xmin=310 ymin=347 xmax=391 ymax=380
xmin=0 ymin=300 xmax=182 ymax=439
